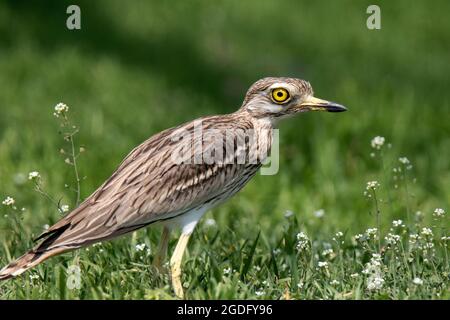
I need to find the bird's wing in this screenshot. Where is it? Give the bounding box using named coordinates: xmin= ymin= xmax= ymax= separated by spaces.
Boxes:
xmin=35 ymin=115 xmax=262 ymax=251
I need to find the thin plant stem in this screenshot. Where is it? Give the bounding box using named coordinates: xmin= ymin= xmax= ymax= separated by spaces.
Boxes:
xmin=371 ymin=188 xmax=381 ymax=252
xmin=403 ymin=170 xmax=411 ymax=227
xmin=69 ymin=132 xmax=81 ymax=206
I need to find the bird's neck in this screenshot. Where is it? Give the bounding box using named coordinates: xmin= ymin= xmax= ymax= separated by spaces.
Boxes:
xmin=232 ymin=111 xmax=275 ymax=166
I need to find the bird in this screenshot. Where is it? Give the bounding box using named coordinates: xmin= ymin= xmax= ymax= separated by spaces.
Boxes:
xmin=0 ymin=77 xmax=346 ymax=298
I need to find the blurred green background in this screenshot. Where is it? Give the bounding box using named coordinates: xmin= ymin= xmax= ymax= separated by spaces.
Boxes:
xmin=0 ymin=0 xmax=449 ymax=296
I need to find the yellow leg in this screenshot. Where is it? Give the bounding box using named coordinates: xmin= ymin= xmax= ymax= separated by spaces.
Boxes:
xmin=170 ymin=232 xmax=192 ymax=298
xmin=153 ymin=226 xmax=170 ymax=271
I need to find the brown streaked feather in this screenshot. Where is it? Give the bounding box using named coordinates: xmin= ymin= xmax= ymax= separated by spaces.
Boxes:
xmin=32 ymin=113 xmax=272 ymax=252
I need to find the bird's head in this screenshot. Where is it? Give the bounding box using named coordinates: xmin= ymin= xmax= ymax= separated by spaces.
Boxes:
xmin=240 ymin=77 xmax=346 ymax=121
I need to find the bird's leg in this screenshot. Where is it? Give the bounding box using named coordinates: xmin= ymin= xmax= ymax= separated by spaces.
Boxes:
xmin=170 ymin=231 xmax=192 ymax=298
xmin=153 ymin=226 xmax=170 ymax=272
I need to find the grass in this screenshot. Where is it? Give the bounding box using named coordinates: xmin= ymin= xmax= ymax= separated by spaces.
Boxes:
xmin=0 ymin=0 xmax=448 ymax=299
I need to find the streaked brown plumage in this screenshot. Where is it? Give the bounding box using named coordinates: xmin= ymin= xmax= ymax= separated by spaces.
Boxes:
xmin=0 ymin=77 xmax=346 ymax=297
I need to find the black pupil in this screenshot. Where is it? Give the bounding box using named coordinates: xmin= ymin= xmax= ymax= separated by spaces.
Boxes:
xmin=277 ymin=91 xmax=283 ymax=97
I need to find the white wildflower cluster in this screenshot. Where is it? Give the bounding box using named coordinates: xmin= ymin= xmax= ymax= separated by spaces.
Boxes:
xmin=28 ymin=171 xmax=41 ymax=181
xmin=29 ymin=274 xmax=40 ymax=281
xmin=354 ymin=227 xmax=378 ymax=243
xmin=135 ymin=243 xmax=146 ymax=252
xmin=371 ymin=136 xmax=385 ymax=150
xmin=385 ymin=233 xmax=401 ymax=246
xmin=412 ymin=277 xmax=423 ymax=285
xmin=317 ymin=261 xmax=329 ymax=269
xmin=255 ymin=289 xmax=265 ymax=296
xmin=134 ymin=243 xmax=151 ymax=257
xmin=330 ymin=279 xmax=340 ymax=286
xmin=332 ymin=231 xmax=344 ymax=243
xmin=272 ymin=248 xmax=281 ymax=255
xmin=366 ymin=181 xmax=380 ymax=190
xmin=364 ymin=181 xmax=380 ymax=198
xmin=296 ymin=232 xmax=309 ymax=252
xmin=313 ymin=209 xmax=325 ymax=218
xmin=392 ymin=219 xmax=405 ymax=228
xmin=2 ymin=196 xmax=15 ymax=206
xmin=421 ymin=227 xmax=433 ymax=237
xmin=59 ymin=204 xmax=70 ymax=214
xmin=409 ymin=233 xmax=420 ymax=248
xmin=53 ymin=102 xmax=69 ymax=118
xmin=223 ymin=267 xmax=232 ymax=275
xmin=284 ymin=210 xmax=294 ymax=218
xmin=398 ymin=157 xmax=413 ymax=170
xmin=321 ymin=248 xmax=334 ymax=257
xmin=366 ymin=228 xmax=378 ymax=238
xmin=204 ymin=218 xmax=216 ymax=227
xmin=363 ymin=253 xmax=385 ymax=291
xmin=433 ymin=208 xmax=445 ymax=218
xmin=350 ymin=273 xmax=359 ymax=279
xmin=409 ymin=229 xmax=435 ymax=254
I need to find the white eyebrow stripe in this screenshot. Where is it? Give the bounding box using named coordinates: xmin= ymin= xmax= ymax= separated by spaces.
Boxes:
xmin=268 ymin=83 xmax=297 ymax=92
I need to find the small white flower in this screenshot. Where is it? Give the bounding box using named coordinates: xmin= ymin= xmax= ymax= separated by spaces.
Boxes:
xmin=333 ymin=231 xmax=344 ymax=242
xmin=255 ymin=290 xmax=265 ymax=296
xmin=385 ymin=233 xmax=401 ymax=246
xmin=363 ymin=253 xmax=383 ymax=275
xmin=284 ymin=210 xmax=294 ymax=218
xmin=296 ymin=232 xmax=309 ymax=252
xmin=204 ymin=218 xmax=216 ymax=227
xmin=367 ymin=276 xmax=384 ymax=291
xmin=321 ymin=248 xmax=334 ymax=257
xmin=354 ymin=233 xmax=364 ymax=241
xmin=2 ymin=196 xmax=15 ymax=206
xmin=29 ymin=274 xmax=40 ymax=281
xmin=223 ymin=267 xmax=232 ymax=275
xmin=350 ymin=273 xmax=359 ymax=278
xmin=365 ymin=228 xmax=378 ymax=239
xmin=412 ymin=277 xmax=423 ymax=285
xmin=272 ymin=248 xmax=282 ymax=255
xmin=366 ymin=181 xmax=380 ymax=191
xmin=421 ymin=227 xmax=433 ymax=237
xmin=297 ymin=281 xmax=304 ymax=289
xmin=53 ymin=102 xmax=69 ymax=117
xmin=135 ymin=243 xmax=146 ymax=252
xmin=313 ymin=209 xmax=325 ymax=218
xmin=433 ymin=208 xmax=445 ymax=218
xmin=409 ymin=234 xmax=420 ymax=246
xmin=318 ymin=261 xmax=328 ymax=269
xmin=399 ymin=157 xmax=410 ymax=165
xmin=28 ymin=171 xmax=41 ymax=181
xmin=371 ymin=136 xmax=385 ymax=150
xmin=59 ymin=204 xmax=70 ymax=213
xmin=330 ymin=280 xmax=340 ymax=285
xmin=392 ymin=219 xmax=404 ymax=228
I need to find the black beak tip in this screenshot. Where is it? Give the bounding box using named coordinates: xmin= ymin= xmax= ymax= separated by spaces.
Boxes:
xmin=327 ymin=103 xmax=347 ymax=113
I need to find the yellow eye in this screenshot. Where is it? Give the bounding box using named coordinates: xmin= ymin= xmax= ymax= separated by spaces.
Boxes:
xmin=271 ymin=88 xmax=290 ymax=103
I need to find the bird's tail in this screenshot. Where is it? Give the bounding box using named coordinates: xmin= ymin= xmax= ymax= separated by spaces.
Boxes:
xmin=0 ymin=246 xmax=69 ymax=280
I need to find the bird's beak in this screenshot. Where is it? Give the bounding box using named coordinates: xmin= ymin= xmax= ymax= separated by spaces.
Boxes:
xmin=298 ymin=96 xmax=347 ymax=113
